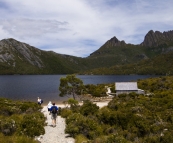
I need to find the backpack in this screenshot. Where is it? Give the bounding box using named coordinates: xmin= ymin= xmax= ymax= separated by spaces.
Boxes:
xmin=51 ymin=106 xmax=57 ymax=114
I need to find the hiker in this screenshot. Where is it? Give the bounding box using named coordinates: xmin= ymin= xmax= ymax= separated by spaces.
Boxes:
xmin=37 ymin=97 xmax=41 ymax=105
xmin=37 ymin=97 xmax=43 ymax=105
xmin=47 ymin=101 xmax=53 ymax=114
xmin=50 ymin=102 xmax=58 ymax=127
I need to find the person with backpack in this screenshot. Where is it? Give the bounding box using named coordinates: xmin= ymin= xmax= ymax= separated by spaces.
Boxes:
xmin=37 ymin=97 xmax=43 ymax=105
xmin=37 ymin=97 xmax=41 ymax=105
xmin=50 ymin=103 xmax=58 ymax=127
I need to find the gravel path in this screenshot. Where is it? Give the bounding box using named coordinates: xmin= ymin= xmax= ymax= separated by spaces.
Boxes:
xmin=39 ymin=106 xmax=75 ymax=143
xmin=37 ymin=102 xmax=109 ymax=143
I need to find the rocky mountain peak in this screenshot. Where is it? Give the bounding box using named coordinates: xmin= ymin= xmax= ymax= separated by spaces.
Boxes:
xmin=109 ymin=36 xmax=119 ymax=43
xmin=89 ymin=36 xmax=126 ymax=56
xmin=105 ymin=36 xmax=126 ymax=47
xmin=141 ymin=30 xmax=173 ymax=47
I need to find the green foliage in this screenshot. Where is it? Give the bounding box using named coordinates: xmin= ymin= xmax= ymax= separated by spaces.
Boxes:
xmin=80 ymin=100 xmax=99 ymax=116
xmin=75 ymin=134 xmax=88 ymax=143
xmin=19 ymin=113 xmax=45 ymax=137
xmin=106 ymin=134 xmax=130 ymax=143
xmin=59 ymin=74 xmax=84 ymax=100
xmin=65 ymin=113 xmax=103 ymax=139
xmin=84 ymin=84 xmax=107 ymax=97
xmin=0 ymin=98 xmax=45 ymax=141
xmin=60 ymin=108 xmax=73 ymax=118
xmin=80 ymin=51 xmax=173 ymax=75
xmin=0 ymin=133 xmax=38 ymax=143
xmin=0 ymin=117 xmax=17 ymax=136
xmin=67 ymin=98 xmax=79 ymax=106
xmin=62 ymin=76 xmax=173 ymax=142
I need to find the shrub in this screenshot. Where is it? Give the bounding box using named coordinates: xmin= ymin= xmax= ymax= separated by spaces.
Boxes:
xmin=65 ymin=113 xmax=103 ymax=139
xmin=0 ymin=118 xmax=16 ymax=136
xmin=0 ymin=98 xmax=45 ymax=141
xmin=84 ymin=84 xmax=107 ymax=97
xmin=19 ymin=113 xmax=45 ymax=137
xmin=60 ymin=108 xmax=73 ymax=118
xmin=0 ymin=133 xmax=38 ymax=143
xmin=75 ymin=134 xmax=88 ymax=143
xmin=80 ymin=100 xmax=99 ymax=116
xmin=0 ymin=106 xmax=14 ymax=116
xmin=106 ymin=134 xmax=130 ymax=143
xmin=98 ymin=107 xmax=111 ymax=124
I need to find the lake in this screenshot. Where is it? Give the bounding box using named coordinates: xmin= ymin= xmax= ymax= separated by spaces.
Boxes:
xmin=0 ymin=75 xmax=158 ymax=104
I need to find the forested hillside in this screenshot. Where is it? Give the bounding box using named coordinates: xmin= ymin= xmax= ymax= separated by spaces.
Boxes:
xmin=80 ymin=51 xmax=173 ymax=75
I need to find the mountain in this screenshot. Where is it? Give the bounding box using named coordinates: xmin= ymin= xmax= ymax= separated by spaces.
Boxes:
xmin=0 ymin=38 xmax=88 ymax=74
xmin=81 ymin=30 xmax=173 ymax=75
xmin=141 ymin=30 xmax=173 ymax=47
xmin=0 ymin=30 xmax=173 ymax=75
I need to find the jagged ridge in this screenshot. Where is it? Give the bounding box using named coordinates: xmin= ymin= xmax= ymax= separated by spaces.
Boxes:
xmin=141 ymin=30 xmax=173 ymax=47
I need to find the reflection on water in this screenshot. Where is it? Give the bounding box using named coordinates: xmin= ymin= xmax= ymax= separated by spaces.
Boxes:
xmin=0 ymin=75 xmax=158 ymax=104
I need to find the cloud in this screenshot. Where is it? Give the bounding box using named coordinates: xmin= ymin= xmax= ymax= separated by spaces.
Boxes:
xmin=0 ymin=19 xmax=69 ymax=38
xmin=0 ymin=0 xmax=173 ymax=57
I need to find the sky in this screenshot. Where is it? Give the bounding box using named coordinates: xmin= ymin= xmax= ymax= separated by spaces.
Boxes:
xmin=0 ymin=0 xmax=173 ymax=57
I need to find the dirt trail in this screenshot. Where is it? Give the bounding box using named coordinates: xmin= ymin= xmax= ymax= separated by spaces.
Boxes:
xmin=37 ymin=102 xmax=108 ymax=143
xmin=39 ymin=106 xmax=75 ymax=143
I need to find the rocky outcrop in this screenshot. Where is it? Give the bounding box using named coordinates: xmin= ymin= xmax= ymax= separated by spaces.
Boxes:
xmin=104 ymin=36 xmax=126 ymax=48
xmin=0 ymin=38 xmax=44 ymax=68
xmin=140 ymin=30 xmax=173 ymax=47
xmin=90 ymin=36 xmax=126 ymax=56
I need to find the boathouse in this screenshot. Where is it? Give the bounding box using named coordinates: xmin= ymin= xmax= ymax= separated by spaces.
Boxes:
xmin=115 ymin=82 xmax=144 ymax=95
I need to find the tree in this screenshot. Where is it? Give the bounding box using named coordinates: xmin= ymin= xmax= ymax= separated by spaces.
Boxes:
xmin=59 ymin=74 xmax=84 ymax=100
xmin=67 ymin=98 xmax=79 ymax=107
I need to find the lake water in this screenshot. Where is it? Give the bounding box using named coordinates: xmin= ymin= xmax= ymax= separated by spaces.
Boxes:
xmin=0 ymin=75 xmax=158 ymax=104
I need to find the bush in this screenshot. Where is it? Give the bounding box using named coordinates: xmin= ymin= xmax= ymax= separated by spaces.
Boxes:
xmin=80 ymin=100 xmax=99 ymax=116
xmin=0 ymin=133 xmax=37 ymax=143
xmin=0 ymin=98 xmax=45 ymax=141
xmin=0 ymin=118 xmax=17 ymax=136
xmin=19 ymin=113 xmax=45 ymax=137
xmin=106 ymin=134 xmax=130 ymax=143
xmin=84 ymin=84 xmax=107 ymax=97
xmin=75 ymin=134 xmax=88 ymax=143
xmin=65 ymin=113 xmax=103 ymax=139
xmin=60 ymin=108 xmax=73 ymax=118
xmin=98 ymin=107 xmax=111 ymax=124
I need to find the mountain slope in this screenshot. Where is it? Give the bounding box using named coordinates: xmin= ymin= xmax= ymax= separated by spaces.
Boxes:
xmin=0 ymin=38 xmax=88 ymax=74
xmin=0 ymin=30 xmax=173 ymax=75
xmin=80 ymin=50 xmax=173 ymax=75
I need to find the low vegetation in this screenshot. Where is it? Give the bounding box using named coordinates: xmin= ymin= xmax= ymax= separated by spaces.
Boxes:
xmin=60 ymin=76 xmax=173 ymax=142
xmin=0 ymin=98 xmax=45 ymax=143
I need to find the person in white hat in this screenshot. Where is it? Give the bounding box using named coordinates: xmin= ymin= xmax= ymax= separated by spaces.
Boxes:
xmin=47 ymin=101 xmax=53 ymax=114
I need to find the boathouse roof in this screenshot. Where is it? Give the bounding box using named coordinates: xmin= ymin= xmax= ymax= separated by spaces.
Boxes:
xmin=116 ymin=82 xmax=138 ymax=90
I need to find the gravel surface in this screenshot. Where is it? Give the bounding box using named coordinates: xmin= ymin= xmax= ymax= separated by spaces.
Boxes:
xmin=39 ymin=106 xmax=75 ymax=143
